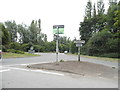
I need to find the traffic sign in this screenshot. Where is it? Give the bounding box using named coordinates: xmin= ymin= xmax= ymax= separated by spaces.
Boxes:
xmin=53 ymin=25 xmax=64 ymax=34
xmin=74 ymin=40 xmax=85 ymax=44
xmin=76 ymin=43 xmax=82 ymax=47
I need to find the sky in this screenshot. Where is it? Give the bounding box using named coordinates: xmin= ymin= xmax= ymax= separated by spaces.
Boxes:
xmin=0 ymin=0 xmax=109 ymax=41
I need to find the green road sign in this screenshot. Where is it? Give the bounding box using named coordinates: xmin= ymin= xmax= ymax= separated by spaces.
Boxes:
xmin=53 ymin=25 xmax=64 ymax=34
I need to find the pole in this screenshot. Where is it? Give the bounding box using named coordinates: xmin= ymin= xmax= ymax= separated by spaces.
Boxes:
xmin=78 ymin=47 xmax=80 ymax=61
xmin=56 ymin=27 xmax=59 ymax=62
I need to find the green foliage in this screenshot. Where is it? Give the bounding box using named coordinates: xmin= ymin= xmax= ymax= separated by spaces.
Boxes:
xmin=7 ymin=49 xmax=16 ymax=53
xmin=59 ymin=44 xmax=69 ymax=53
xmin=45 ymin=41 xmax=56 ymax=52
xmin=100 ymin=53 xmax=119 ymax=58
xmin=5 ymin=21 xmax=18 ymax=42
xmin=2 ymin=45 xmax=7 ymax=52
xmin=85 ymin=0 xmax=92 ymax=19
xmin=22 ymin=43 xmax=30 ymax=52
xmin=7 ymin=49 xmax=24 ymax=54
xmin=60 ymin=59 xmax=64 ymax=62
xmin=33 ymin=45 xmax=44 ymax=52
xmin=70 ymin=41 xmax=77 ymax=54
xmin=9 ymin=42 xmax=21 ymax=50
xmin=79 ymin=0 xmax=119 ymax=58
xmin=0 ymin=23 xmax=10 ymax=45
xmin=85 ymin=30 xmax=112 ymax=55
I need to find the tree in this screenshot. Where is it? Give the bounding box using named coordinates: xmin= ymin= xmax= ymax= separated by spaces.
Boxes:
xmin=79 ymin=17 xmax=93 ymax=43
xmin=85 ymin=0 xmax=92 ymax=19
xmin=0 ymin=23 xmax=10 ymax=45
xmin=85 ymin=30 xmax=112 ymax=56
xmin=106 ymin=0 xmax=118 ymax=33
xmin=97 ymin=0 xmax=105 ymax=16
xmin=92 ymin=3 xmax=96 ymax=17
xmin=17 ymin=24 xmax=30 ymax=44
xmin=5 ymin=21 xmax=18 ymax=42
xmin=113 ymin=1 xmax=120 ymax=35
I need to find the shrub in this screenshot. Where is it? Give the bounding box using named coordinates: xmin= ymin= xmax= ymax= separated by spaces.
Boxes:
xmin=60 ymin=59 xmax=64 ymax=62
xmin=2 ymin=45 xmax=7 ymax=52
xmin=7 ymin=49 xmax=16 ymax=53
xmin=15 ymin=50 xmax=24 ymax=54
xmin=7 ymin=49 xmax=24 ymax=54
xmin=106 ymin=38 xmax=119 ymax=53
xmin=85 ymin=30 xmax=112 ymax=55
xmin=100 ymin=53 xmax=119 ymax=58
xmin=22 ymin=43 xmax=30 ymax=52
xmin=9 ymin=42 xmax=21 ymax=50
xmin=33 ymin=45 xmax=44 ymax=52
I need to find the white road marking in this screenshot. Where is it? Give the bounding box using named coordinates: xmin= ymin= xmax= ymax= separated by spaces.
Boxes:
xmin=2 ymin=62 xmax=64 ymax=76
xmin=6 ymin=67 xmax=64 ymax=76
xmin=3 ymin=62 xmax=49 ymax=67
xmin=0 ymin=69 xmax=10 ymax=72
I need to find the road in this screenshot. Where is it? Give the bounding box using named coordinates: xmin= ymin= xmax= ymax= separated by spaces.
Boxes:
xmin=0 ymin=53 xmax=118 ymax=88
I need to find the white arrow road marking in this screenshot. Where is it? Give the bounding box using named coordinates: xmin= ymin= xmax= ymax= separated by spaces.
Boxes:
xmin=6 ymin=67 xmax=64 ymax=76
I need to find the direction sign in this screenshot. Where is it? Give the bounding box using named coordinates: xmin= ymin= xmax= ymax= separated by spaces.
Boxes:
xmin=74 ymin=40 xmax=85 ymax=44
xmin=53 ymin=25 xmax=64 ymax=34
xmin=76 ymin=43 xmax=82 ymax=47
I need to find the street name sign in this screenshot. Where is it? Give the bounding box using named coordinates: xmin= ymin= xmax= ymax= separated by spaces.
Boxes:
xmin=76 ymin=43 xmax=82 ymax=47
xmin=53 ymin=25 xmax=64 ymax=34
xmin=74 ymin=40 xmax=85 ymax=44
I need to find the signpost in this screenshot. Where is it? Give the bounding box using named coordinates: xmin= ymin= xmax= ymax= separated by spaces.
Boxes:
xmin=74 ymin=40 xmax=85 ymax=61
xmin=53 ymin=25 xmax=64 ymax=62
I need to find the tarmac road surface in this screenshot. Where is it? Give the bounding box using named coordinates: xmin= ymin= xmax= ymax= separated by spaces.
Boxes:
xmin=0 ymin=53 xmax=118 ymax=88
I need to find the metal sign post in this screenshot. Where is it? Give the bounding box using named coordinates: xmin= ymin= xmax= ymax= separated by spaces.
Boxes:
xmin=74 ymin=40 xmax=85 ymax=61
xmin=53 ymin=25 xmax=64 ymax=62
xmin=56 ymin=27 xmax=59 ymax=62
xmin=78 ymin=47 xmax=80 ymax=61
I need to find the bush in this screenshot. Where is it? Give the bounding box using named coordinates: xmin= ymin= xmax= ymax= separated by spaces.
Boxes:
xmin=7 ymin=49 xmax=24 ymax=54
xmin=100 ymin=53 xmax=119 ymax=58
xmin=7 ymin=49 xmax=16 ymax=53
xmin=22 ymin=44 xmax=30 ymax=52
xmin=9 ymin=42 xmax=21 ymax=50
xmin=33 ymin=45 xmax=44 ymax=52
xmin=15 ymin=50 xmax=24 ymax=54
xmin=85 ymin=30 xmax=112 ymax=55
xmin=106 ymin=38 xmax=119 ymax=53
xmin=2 ymin=45 xmax=7 ymax=52
xmin=60 ymin=59 xmax=64 ymax=62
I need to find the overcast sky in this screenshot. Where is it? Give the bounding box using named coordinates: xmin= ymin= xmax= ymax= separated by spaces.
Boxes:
xmin=0 ymin=0 xmax=109 ymax=41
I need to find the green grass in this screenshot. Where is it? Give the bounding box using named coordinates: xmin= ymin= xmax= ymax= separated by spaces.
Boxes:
xmin=68 ymin=53 xmax=119 ymax=62
xmin=81 ymin=55 xmax=119 ymax=62
xmin=2 ymin=52 xmax=40 ymax=58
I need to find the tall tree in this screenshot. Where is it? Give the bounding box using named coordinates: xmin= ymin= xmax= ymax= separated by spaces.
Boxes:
xmin=5 ymin=21 xmax=18 ymax=42
xmin=97 ymin=0 xmax=105 ymax=15
xmin=85 ymin=0 xmax=92 ymax=19
xmin=106 ymin=0 xmax=118 ymax=33
xmin=17 ymin=24 xmax=30 ymax=44
xmin=93 ymin=3 xmax=96 ymax=17
xmin=29 ymin=20 xmax=39 ymax=44
xmin=0 ymin=23 xmax=10 ymax=45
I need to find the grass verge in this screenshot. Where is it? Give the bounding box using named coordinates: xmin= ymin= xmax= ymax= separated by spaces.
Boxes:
xmin=68 ymin=53 xmax=119 ymax=62
xmin=2 ymin=52 xmax=40 ymax=58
